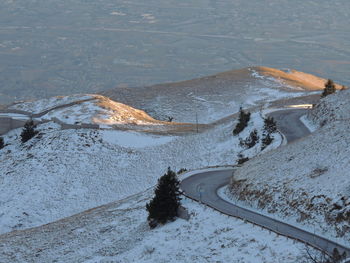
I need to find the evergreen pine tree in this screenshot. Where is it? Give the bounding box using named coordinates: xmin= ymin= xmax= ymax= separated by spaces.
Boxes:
xmin=263 ymin=116 xmax=277 ymax=133
xmin=237 ymin=153 xmax=249 ymax=165
xmin=321 ymin=79 xmax=336 ymax=98
xmin=0 ymin=137 xmax=4 ymax=149
xmin=261 ymin=133 xmax=273 ymax=151
xmin=20 ymin=120 xmax=38 ymax=143
xmin=233 ymin=107 xmax=251 ymax=135
xmin=239 ymin=129 xmax=259 ymax=149
xmin=146 ymin=167 xmax=182 ymax=228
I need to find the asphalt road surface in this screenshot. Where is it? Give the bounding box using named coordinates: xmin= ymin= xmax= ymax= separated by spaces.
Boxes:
xmin=181 ymin=108 xmax=350 ymax=256
xmin=269 ymin=109 xmax=310 ymax=143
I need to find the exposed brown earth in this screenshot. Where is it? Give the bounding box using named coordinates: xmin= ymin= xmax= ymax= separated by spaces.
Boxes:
xmin=257 ymin=67 xmax=344 ymax=91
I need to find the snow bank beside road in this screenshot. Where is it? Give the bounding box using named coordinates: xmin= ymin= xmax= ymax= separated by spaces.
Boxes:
xmin=308 ymin=89 xmax=350 ymax=126
xmin=300 ymin=115 xmax=318 ymax=132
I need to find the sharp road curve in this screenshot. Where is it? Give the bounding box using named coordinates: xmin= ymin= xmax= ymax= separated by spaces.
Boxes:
xmin=269 ymin=109 xmax=310 ymax=143
xmin=181 ymin=108 xmax=350 ymax=257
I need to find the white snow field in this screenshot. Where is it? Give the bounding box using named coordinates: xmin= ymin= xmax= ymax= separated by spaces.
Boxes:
xmin=226 ymin=88 xmax=350 ymax=245
xmin=9 ymin=94 xmax=94 ymax=114
xmin=0 ymin=190 xmax=316 ymax=263
xmin=0 ymin=110 xmax=279 ymax=235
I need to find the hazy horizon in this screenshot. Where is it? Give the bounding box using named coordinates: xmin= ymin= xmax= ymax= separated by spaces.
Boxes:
xmin=1 ymin=0 xmax=349 ymax=104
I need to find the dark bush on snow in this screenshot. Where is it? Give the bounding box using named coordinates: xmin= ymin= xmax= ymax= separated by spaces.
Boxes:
xmin=239 ymin=129 xmax=259 ymax=149
xmin=20 ymin=120 xmax=38 ymax=143
xmin=233 ymin=107 xmax=251 ymax=135
xmin=146 ymin=167 xmax=182 ymax=228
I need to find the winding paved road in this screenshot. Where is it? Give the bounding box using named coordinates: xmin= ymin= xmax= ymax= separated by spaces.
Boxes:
xmin=181 ymin=108 xmax=350 ymax=256
xmin=269 ymin=108 xmax=310 ymax=143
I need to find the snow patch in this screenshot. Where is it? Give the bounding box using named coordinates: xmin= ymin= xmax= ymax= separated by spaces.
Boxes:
xmin=110 ymin=11 xmax=126 ymax=16
xmin=9 ymin=94 xmax=93 ymax=114
xmin=300 ymin=115 xmax=319 ymax=132
xmin=0 ymin=113 xmax=29 ymax=120
xmin=102 ymin=130 xmax=174 ymax=148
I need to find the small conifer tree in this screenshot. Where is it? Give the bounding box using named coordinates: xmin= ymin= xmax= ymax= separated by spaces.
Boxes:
xmin=321 ymin=79 xmax=336 ymax=98
xmin=263 ymin=116 xmax=277 ymax=134
xmin=146 ymin=167 xmax=182 ymax=228
xmin=239 ymin=129 xmax=259 ymax=149
xmin=20 ymin=120 xmax=38 ymax=143
xmin=261 ymin=133 xmax=273 ymax=150
xmin=233 ymin=107 xmax=251 ymax=135
xmin=0 ymin=137 xmax=4 ymax=149
xmin=237 ymin=153 xmax=249 ymax=165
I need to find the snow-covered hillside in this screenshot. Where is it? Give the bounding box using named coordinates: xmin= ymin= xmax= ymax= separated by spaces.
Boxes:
xmin=41 ymin=95 xmax=167 ymax=126
xmin=0 ymin=189 xmax=316 ymax=263
xmin=8 ymin=94 xmax=167 ymax=126
xmin=308 ymin=89 xmax=349 ymax=126
xmin=9 ymin=95 xmax=94 ymax=114
xmin=0 ymin=67 xmax=331 ymax=261
xmin=7 ymin=67 xmax=328 ymax=125
xmin=0 ymin=110 xmax=279 ymax=234
xmin=226 ymin=89 xmax=350 ymax=245
xmin=103 ymin=67 xmax=323 ymax=123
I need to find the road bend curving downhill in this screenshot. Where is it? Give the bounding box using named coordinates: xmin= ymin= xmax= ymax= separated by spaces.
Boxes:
xmin=181 ymin=108 xmax=350 ymax=256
